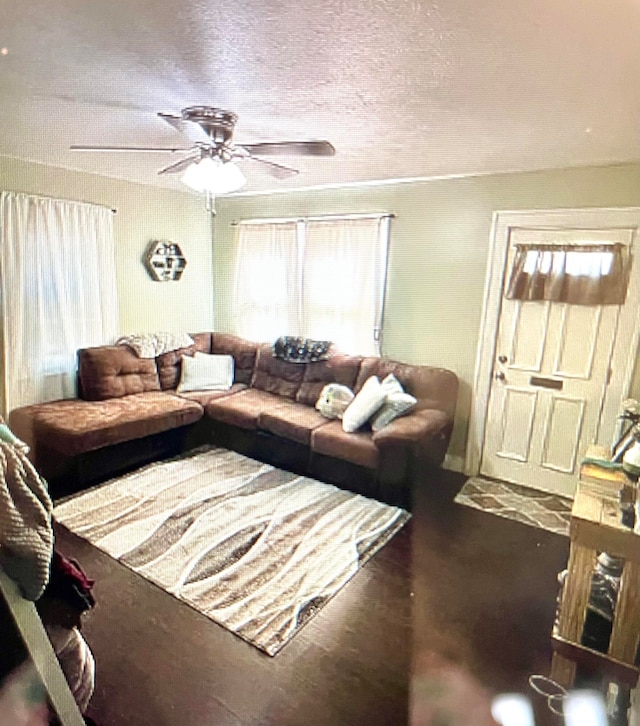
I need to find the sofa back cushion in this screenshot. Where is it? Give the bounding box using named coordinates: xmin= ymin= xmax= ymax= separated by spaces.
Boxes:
xmin=211 ymin=333 xmax=259 ymax=385
xmin=296 ymin=352 xmax=363 ymax=406
xmin=250 ymin=343 xmax=306 ymax=399
xmin=78 ymin=346 xmax=160 ymax=401
xmin=155 ymin=333 xmax=213 ymax=390
xmin=355 ymin=357 xmax=458 ymax=417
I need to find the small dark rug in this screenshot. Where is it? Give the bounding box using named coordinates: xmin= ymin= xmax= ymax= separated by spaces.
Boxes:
xmin=454 ymin=477 xmax=571 ymax=536
xmin=53 ymin=446 xmax=410 ymax=656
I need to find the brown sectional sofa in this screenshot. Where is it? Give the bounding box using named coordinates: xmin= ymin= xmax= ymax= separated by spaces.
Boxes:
xmin=9 ymin=332 xmax=458 ymax=508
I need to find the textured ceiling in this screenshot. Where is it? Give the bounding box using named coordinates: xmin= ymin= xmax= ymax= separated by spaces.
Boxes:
xmin=1 ymin=0 xmax=639 ymax=195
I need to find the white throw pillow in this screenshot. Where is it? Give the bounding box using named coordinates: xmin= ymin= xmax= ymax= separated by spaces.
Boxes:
xmin=370 ymin=373 xmax=417 ymax=431
xmin=342 ymin=376 xmax=387 ymax=433
xmin=177 ymin=353 xmax=234 ymax=392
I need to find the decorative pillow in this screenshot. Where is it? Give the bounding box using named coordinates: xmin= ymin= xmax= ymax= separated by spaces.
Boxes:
xmin=117 ymin=332 xmax=195 ymax=359
xmin=177 ymin=353 xmax=234 ymax=393
xmin=370 ymin=374 xmax=417 ymax=431
xmin=342 ymin=376 xmax=387 ymax=433
xmin=380 ymin=373 xmax=404 ymax=397
xmin=315 ymin=383 xmax=355 ymax=420
xmin=273 ymin=336 xmax=332 ymax=364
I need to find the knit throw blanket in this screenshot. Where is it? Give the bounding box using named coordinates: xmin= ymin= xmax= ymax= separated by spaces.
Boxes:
xmin=0 ymin=442 xmax=53 ymax=600
xmin=117 ymin=332 xmax=195 ymax=358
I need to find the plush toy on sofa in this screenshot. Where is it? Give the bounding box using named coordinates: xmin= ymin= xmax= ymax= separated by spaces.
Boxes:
xmin=315 ymin=383 xmax=355 ymax=420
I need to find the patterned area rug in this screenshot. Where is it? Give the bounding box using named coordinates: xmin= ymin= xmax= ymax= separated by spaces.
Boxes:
xmin=54 ymin=446 xmax=410 ymax=656
xmin=454 ymin=477 xmax=571 ymax=536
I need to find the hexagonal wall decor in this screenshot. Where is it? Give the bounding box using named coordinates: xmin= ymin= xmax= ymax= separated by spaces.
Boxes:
xmin=144 ymin=240 xmax=187 ymax=281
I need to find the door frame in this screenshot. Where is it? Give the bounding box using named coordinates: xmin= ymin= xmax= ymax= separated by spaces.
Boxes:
xmin=465 ymin=206 xmax=640 ymax=477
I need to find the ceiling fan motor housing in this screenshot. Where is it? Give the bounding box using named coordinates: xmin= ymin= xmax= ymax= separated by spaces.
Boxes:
xmin=70 ymin=105 xmax=332 ymax=179
xmin=181 ymin=106 xmax=237 ymax=145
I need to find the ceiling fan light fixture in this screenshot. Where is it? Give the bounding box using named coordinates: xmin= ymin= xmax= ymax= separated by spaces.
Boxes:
xmin=180 ymin=156 xmax=246 ymax=194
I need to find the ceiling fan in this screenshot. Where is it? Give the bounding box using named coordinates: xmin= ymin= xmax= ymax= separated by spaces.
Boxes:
xmin=71 ymin=106 xmax=335 ymax=185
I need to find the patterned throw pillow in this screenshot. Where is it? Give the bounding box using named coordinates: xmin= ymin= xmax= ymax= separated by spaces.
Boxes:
xmin=370 ymin=374 xmax=417 ymax=431
xmin=273 ymin=336 xmax=332 ymax=363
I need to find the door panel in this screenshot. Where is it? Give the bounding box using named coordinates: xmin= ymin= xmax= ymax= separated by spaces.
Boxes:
xmin=496 ymin=388 xmax=537 ymax=462
xmin=554 ymin=306 xmax=601 ymax=379
xmin=481 ymin=227 xmax=627 ymax=497
xmin=540 ymin=396 xmax=585 ymax=473
xmin=510 ymin=302 xmax=549 ymax=371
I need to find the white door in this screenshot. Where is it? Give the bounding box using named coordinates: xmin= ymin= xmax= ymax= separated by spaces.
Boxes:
xmin=481 ymin=227 xmax=634 ymax=497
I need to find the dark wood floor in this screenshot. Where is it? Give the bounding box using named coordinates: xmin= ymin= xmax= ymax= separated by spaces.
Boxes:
xmin=411 ymin=472 xmax=570 ymax=725
xmin=3 ymin=467 xmax=570 ymax=725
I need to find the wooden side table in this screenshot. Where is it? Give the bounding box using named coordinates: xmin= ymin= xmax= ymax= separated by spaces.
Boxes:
xmin=550 ymin=465 xmax=640 ymax=689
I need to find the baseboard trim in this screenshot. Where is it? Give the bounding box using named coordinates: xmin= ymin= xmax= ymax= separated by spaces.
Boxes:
xmin=443 ymin=453 xmax=465 ymax=473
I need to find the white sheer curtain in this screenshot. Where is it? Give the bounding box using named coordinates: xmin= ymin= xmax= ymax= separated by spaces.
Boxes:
xmin=0 ymin=192 xmax=119 ymax=413
xmin=231 ymin=216 xmax=390 ymax=355
xmin=231 ymin=222 xmax=299 ymax=342
xmin=302 ymin=217 xmax=389 ymax=355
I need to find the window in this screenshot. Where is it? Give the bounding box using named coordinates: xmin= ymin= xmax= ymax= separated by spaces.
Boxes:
xmin=231 ymin=215 xmax=390 ymax=355
xmin=0 ymin=192 xmax=119 ymax=413
xmin=506 ymin=243 xmax=629 ymax=306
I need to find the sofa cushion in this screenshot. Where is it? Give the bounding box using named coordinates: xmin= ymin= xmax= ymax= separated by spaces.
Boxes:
xmin=296 ymin=353 xmax=363 ymax=406
xmin=175 ymin=383 xmax=247 ymax=407
xmin=258 ymin=401 xmax=332 ymax=445
xmin=155 ymin=333 xmax=213 ymax=390
xmin=8 ymin=392 xmax=203 ymax=457
xmin=205 ymin=389 xmax=284 ymax=430
xmin=211 ymin=333 xmax=259 ymax=386
xmin=250 ymin=344 xmax=306 ymax=399
xmin=355 ymin=358 xmax=458 ymax=417
xmin=372 ymin=408 xmax=453 ymax=466
xmin=310 ymin=420 xmax=380 ymax=470
xmin=78 ymin=346 xmax=160 ymax=401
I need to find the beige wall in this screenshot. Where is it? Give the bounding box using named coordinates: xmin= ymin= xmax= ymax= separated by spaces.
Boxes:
xmin=213 ymin=163 xmax=640 ymax=463
xmin=1 ymin=156 xmax=214 ymax=334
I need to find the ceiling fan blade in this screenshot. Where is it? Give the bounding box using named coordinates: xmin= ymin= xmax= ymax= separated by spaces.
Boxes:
xmin=238 ymin=140 xmax=335 ymax=157
xmin=243 ymin=155 xmax=300 ymax=179
xmin=158 ymin=112 xmax=212 ymax=144
xmin=70 ymin=145 xmax=191 ymax=153
xmin=157 ymin=153 xmax=201 ymax=175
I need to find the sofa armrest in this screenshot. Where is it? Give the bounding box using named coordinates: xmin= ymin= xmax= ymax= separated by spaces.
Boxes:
xmin=372 ymin=408 xmax=453 ymax=466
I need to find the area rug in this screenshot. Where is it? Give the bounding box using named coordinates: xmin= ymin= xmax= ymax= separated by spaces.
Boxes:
xmin=53 ymin=446 xmax=410 ymax=656
xmin=454 ymin=477 xmax=571 ymax=536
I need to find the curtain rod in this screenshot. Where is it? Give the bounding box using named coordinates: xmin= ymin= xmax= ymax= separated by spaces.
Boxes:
xmin=230 ymin=212 xmax=395 ymax=227
xmin=3 ymin=191 xmax=117 ymax=213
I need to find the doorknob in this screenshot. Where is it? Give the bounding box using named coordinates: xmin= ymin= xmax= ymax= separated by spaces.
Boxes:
xmin=498 ymin=355 xmax=507 ymax=364
xmin=495 ymin=371 xmax=506 ymax=381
